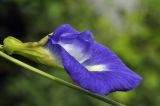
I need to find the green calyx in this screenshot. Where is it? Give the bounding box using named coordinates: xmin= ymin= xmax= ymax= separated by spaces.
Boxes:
xmin=3 ymin=36 xmax=61 ymax=67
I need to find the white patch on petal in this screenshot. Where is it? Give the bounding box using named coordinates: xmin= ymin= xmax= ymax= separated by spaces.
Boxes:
xmin=85 ymin=64 xmax=107 ymax=72
xmin=58 ymin=42 xmax=90 ymax=63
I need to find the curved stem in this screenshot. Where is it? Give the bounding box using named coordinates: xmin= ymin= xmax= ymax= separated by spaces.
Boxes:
xmin=0 ymin=51 xmax=126 ymax=106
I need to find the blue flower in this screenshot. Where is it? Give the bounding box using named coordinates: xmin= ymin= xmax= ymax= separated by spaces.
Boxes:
xmin=46 ymin=24 xmax=142 ymax=95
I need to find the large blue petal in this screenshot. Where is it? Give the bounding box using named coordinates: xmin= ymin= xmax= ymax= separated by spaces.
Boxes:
xmin=47 ymin=39 xmax=142 ymax=95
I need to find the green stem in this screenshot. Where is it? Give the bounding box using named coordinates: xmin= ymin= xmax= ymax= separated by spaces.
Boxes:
xmin=0 ymin=51 xmax=126 ymax=106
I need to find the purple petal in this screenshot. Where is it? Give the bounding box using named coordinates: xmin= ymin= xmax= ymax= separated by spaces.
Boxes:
xmin=46 ymin=40 xmax=142 ymax=95
xmin=46 ymin=24 xmax=142 ymax=95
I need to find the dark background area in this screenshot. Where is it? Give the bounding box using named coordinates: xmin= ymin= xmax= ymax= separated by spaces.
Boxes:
xmin=0 ymin=0 xmax=160 ymax=106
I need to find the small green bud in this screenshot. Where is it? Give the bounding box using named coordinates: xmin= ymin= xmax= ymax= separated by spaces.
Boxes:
xmin=3 ymin=36 xmax=61 ymax=68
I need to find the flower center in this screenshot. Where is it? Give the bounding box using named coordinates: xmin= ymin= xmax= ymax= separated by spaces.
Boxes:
xmin=58 ymin=42 xmax=90 ymax=63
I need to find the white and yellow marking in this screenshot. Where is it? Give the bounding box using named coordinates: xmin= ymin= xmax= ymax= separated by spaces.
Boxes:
xmin=58 ymin=42 xmax=90 ymax=63
xmin=85 ymin=64 xmax=107 ymax=72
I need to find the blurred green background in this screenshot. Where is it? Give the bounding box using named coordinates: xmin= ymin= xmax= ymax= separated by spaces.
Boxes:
xmin=0 ymin=0 xmax=159 ymax=106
